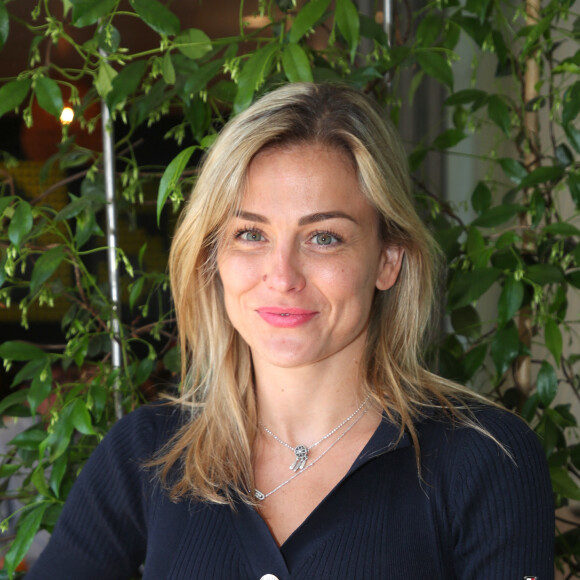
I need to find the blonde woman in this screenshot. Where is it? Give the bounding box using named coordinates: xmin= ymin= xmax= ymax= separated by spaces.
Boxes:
xmin=28 ymin=83 xmax=553 ymax=580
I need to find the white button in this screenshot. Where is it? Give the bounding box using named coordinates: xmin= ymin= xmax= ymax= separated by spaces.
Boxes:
xmin=260 ymin=575 xmax=279 ymax=580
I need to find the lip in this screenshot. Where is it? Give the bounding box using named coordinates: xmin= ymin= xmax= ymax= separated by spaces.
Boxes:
xmin=255 ymin=307 xmax=318 ymax=328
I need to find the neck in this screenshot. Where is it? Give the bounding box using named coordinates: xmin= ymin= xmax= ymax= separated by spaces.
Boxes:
xmin=253 ymin=355 xmax=368 ymax=444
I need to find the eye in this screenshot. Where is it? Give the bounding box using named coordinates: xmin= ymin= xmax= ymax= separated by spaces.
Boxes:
xmin=312 ymin=231 xmax=341 ymax=246
xmin=236 ymin=229 xmax=264 ymax=242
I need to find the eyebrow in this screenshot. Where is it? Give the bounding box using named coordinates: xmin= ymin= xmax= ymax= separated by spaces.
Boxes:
xmin=235 ymin=210 xmax=358 ymax=226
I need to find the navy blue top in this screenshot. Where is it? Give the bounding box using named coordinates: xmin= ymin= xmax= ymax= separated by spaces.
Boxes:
xmin=27 ymin=402 xmax=554 ymax=579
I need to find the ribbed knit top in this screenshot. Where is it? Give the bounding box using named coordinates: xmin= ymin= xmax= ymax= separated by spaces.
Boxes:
xmin=27 ymin=402 xmax=554 ymax=579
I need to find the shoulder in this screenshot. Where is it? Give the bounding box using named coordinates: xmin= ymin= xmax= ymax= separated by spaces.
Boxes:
xmin=418 ymin=402 xmax=542 ymax=458
xmin=94 ymin=400 xmax=187 ymax=464
xmin=418 ymin=402 xmax=552 ymax=501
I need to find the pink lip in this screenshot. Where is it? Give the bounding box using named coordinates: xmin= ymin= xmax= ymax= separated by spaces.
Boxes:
xmin=256 ymin=307 xmax=318 ymax=328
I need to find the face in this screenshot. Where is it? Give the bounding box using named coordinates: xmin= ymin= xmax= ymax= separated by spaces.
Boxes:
xmin=217 ymin=143 xmax=403 ymax=371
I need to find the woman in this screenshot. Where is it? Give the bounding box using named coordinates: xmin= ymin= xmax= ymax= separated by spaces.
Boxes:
xmin=27 ymin=83 xmax=554 ymax=579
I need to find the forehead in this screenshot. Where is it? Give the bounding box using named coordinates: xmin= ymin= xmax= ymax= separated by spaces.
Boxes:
xmin=238 ymin=143 xmax=375 ymax=218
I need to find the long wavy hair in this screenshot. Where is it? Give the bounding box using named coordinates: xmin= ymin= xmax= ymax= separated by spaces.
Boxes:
xmin=156 ymin=82 xmax=484 ymax=504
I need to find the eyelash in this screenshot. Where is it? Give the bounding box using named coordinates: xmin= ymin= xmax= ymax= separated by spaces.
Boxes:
xmin=232 ymin=225 xmax=344 ymax=246
xmin=310 ymin=229 xmax=344 ymax=246
xmin=233 ymin=225 xmax=264 ymax=242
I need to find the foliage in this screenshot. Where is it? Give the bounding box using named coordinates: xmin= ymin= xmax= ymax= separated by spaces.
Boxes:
xmin=0 ymin=0 xmax=579 ymax=576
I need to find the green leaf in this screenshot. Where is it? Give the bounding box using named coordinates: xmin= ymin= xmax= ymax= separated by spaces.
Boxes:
xmin=519 ymin=15 xmax=551 ymax=56
xmin=490 ymin=321 xmax=520 ymax=377
xmin=545 ymin=318 xmax=562 ymax=366
xmin=97 ymin=24 xmax=121 ymax=54
xmin=106 ymin=60 xmax=147 ymax=111
xmin=71 ymin=0 xmax=117 ymax=26
xmin=8 ymin=200 xmax=33 ymax=247
xmin=30 ymin=246 xmax=66 ymax=295
xmin=416 ymin=50 xmax=453 ymax=91
xmin=233 ymin=43 xmax=279 ymax=114
xmin=465 ymin=0 xmax=491 ymax=22
xmin=487 ymin=95 xmax=510 ymax=136
xmin=450 ymin=305 xmax=481 ymax=339
xmin=0 ymin=390 xmax=28 ymax=417
xmin=542 ymin=222 xmax=580 ymax=237
xmin=466 ymin=226 xmax=490 ymax=268
xmin=447 ymin=267 xmax=501 ymax=309
xmin=521 ymin=392 xmax=538 ymax=422
xmin=129 ymin=276 xmax=145 ymax=310
xmin=471 ymin=181 xmax=492 ymax=214
xmin=462 ymin=343 xmax=487 ymax=380
xmin=11 ymin=358 xmax=48 ymax=387
xmin=537 ymin=360 xmax=558 ymax=407
xmin=565 ymin=124 xmax=580 ymax=154
xmin=4 ymin=503 xmax=49 ymax=576
xmin=0 ymin=463 xmax=20 ymax=478
xmin=499 ymin=158 xmax=528 ymax=184
xmin=49 ymin=455 xmax=68 ymax=498
xmin=129 ymin=0 xmax=180 ymax=36
xmin=161 ymin=51 xmax=176 ymax=85
xmin=135 ymin=357 xmax=155 ymax=385
xmin=498 ymin=277 xmax=524 ymax=326
xmin=0 ymin=195 xmax=14 ymax=217
xmin=70 ymin=399 xmax=95 ymax=435
xmin=525 ymin=264 xmax=565 ymax=285
xmin=555 ymin=144 xmax=573 ymax=167
xmin=9 ymin=427 xmax=46 ymax=449
xmin=416 ymin=14 xmax=442 ymax=47
xmin=519 ymin=165 xmax=564 ymax=189
xmin=444 ymin=89 xmax=487 ymax=107
xmin=95 ymin=61 xmax=117 ymax=98
xmin=562 ymin=83 xmax=580 ymax=125
xmin=31 ymin=465 xmax=51 ymax=497
xmin=28 ymin=363 xmax=52 ymax=415
xmin=157 ymin=145 xmax=196 ymax=225
xmin=0 ymin=0 xmax=9 ymax=50
xmin=432 ymin=128 xmax=465 ymax=150
xmin=0 ymin=79 xmax=31 ymax=118
xmin=471 ymin=204 xmax=523 ymax=228
xmin=289 ymin=0 xmax=332 ymax=43
xmin=163 ymin=345 xmax=181 ymax=373
xmin=174 ymin=28 xmax=212 ymax=60
xmin=34 ymin=76 xmax=64 ymax=119
xmin=550 ymin=466 xmax=580 ymax=501
xmin=451 ymin=13 xmax=490 ymax=47
xmin=492 ymin=30 xmax=507 ymax=66
xmin=0 ymin=341 xmax=47 ymax=361
xmin=335 ymin=0 xmax=359 ymax=63
xmin=183 ymin=59 xmax=224 ymax=95
xmin=282 ymin=43 xmax=313 ymax=83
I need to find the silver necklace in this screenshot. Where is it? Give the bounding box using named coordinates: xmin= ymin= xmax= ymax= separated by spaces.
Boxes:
xmin=260 ymin=395 xmax=370 ymax=471
xmin=254 ymin=407 xmax=368 ymax=501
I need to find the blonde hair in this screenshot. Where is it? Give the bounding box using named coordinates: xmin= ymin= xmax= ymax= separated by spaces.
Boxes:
xmin=158 ymin=83 xmax=483 ymax=504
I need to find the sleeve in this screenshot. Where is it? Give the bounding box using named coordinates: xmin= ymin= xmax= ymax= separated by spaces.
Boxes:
xmin=26 ymin=404 xmax=177 ymax=580
xmin=449 ymin=409 xmax=554 ymax=580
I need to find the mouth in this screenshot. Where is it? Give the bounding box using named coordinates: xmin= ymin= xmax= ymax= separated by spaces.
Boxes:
xmin=255 ymin=307 xmax=318 ymax=328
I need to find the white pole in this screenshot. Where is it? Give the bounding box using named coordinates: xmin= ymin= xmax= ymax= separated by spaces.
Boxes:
xmin=100 ymin=98 xmax=123 ymax=421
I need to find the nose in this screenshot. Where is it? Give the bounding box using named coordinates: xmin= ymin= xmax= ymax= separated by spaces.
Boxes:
xmin=263 ymin=241 xmax=306 ymax=293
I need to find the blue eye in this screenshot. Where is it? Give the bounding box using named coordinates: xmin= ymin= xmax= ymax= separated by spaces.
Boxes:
xmin=239 ymin=230 xmax=263 ymax=242
xmin=313 ymin=232 xmax=338 ymax=245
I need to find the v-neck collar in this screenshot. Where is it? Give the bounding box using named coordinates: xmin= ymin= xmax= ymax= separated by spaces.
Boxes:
xmin=229 ymin=414 xmax=411 ymax=579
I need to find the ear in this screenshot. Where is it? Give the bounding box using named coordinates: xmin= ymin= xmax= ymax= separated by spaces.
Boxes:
xmin=375 ymin=245 xmax=404 ymax=291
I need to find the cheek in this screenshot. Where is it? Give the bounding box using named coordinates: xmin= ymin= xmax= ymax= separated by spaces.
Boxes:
xmin=218 ymin=255 xmax=263 ymax=301
xmin=314 ymin=261 xmax=377 ymax=305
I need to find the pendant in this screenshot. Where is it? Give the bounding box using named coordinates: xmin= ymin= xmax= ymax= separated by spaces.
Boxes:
xmin=290 ymin=444 xmax=309 ymax=471
xmin=254 ymin=489 xmax=265 ymax=501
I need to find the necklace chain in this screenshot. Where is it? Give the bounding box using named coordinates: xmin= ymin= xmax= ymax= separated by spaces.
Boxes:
xmin=260 ymin=395 xmax=370 ymax=472
xmin=254 ymin=407 xmax=368 ymax=501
